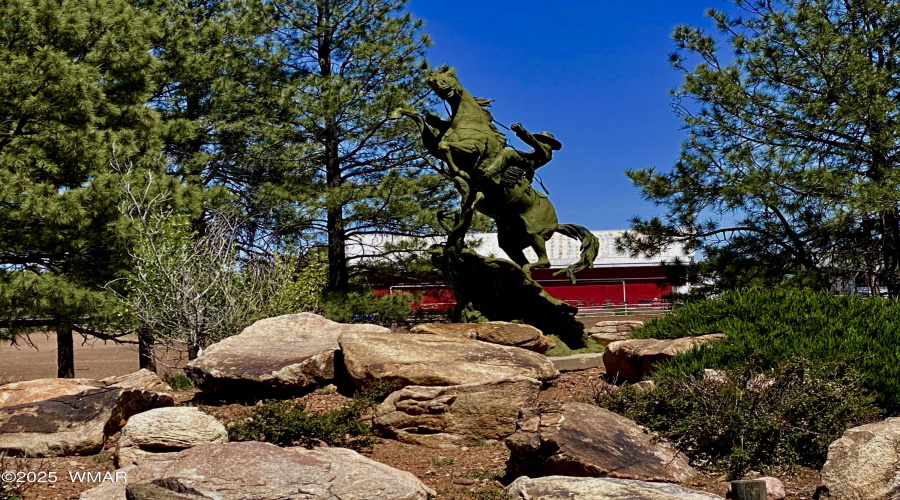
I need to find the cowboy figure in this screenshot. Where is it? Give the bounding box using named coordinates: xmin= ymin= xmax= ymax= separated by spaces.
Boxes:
xmin=483 ymin=122 xmax=562 ymax=189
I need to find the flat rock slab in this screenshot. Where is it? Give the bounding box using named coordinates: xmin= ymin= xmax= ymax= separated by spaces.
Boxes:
xmin=602 ymin=334 xmax=725 ymax=383
xmin=550 ymin=353 xmax=605 ymax=372
xmin=0 ymin=378 xmax=104 ymax=407
xmin=410 ymin=322 xmax=554 ymax=353
xmin=0 ymin=387 xmax=173 ymax=457
xmin=116 ymin=406 xmax=228 ymax=466
xmin=374 ymin=377 xmax=541 ymax=447
xmin=505 ymin=402 xmax=696 ymax=483
xmin=101 ymin=369 xmax=172 ymax=393
xmin=81 ymin=441 xmax=435 ymax=500
xmin=340 ymin=331 xmax=559 ymax=387
xmin=819 ymin=417 xmax=900 ymax=499
xmin=505 ymin=476 xmax=723 ymax=500
xmin=0 ymin=371 xmax=172 ymax=409
xmin=185 ymin=313 xmax=389 ymax=394
xmin=589 ymin=319 xmax=644 ymax=334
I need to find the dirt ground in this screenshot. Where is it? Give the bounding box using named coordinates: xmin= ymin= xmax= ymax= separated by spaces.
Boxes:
xmin=1 ymin=315 xmax=822 ymax=500
xmin=0 ymin=333 xmax=188 ymax=384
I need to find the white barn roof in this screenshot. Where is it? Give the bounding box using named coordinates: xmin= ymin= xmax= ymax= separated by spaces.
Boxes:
xmin=348 ymin=230 xmax=692 ymax=268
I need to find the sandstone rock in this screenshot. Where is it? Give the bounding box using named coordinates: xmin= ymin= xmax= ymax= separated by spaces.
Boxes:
xmin=83 ymin=441 xmax=435 ymax=499
xmin=505 ymin=475 xmax=723 ymax=499
xmin=819 ymin=417 xmax=900 ymax=499
xmin=116 ymin=406 xmax=228 ymax=466
xmin=0 ymin=378 xmax=103 ymax=408
xmin=184 ymin=313 xmax=389 ymax=394
xmin=760 ymin=476 xmax=787 ymax=500
xmin=410 ymin=322 xmax=554 ymax=353
xmin=0 ymin=387 xmax=173 ymax=457
xmin=589 ymin=319 xmax=645 ymax=334
xmin=374 ymin=377 xmax=541 ymax=447
xmin=102 ymin=369 xmax=172 ymax=393
xmin=603 ymin=333 xmax=725 ymax=383
xmin=549 ymin=353 xmax=605 ymax=372
xmin=632 ymin=380 xmax=656 ymax=392
xmin=340 ymin=331 xmax=559 ymax=387
xmin=79 ymin=466 xmax=135 ymax=500
xmin=589 ymin=331 xmax=630 ymax=345
xmin=588 ymin=320 xmax=644 ymax=346
xmin=505 ymin=402 xmax=696 ymax=483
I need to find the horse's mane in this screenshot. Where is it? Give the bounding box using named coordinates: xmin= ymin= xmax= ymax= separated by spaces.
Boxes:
xmin=472 ymin=96 xmax=504 ymax=137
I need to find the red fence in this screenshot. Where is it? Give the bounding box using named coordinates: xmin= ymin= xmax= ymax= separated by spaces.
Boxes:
xmin=373 ymin=265 xmax=677 ymax=313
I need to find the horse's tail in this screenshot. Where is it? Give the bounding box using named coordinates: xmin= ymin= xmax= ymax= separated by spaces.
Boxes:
xmin=553 ymin=224 xmax=599 ymax=284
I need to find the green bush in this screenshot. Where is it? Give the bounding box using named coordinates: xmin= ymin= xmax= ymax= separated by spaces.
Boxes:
xmin=595 ymin=359 xmax=881 ymax=478
xmin=162 ymin=372 xmax=195 ymax=391
xmin=322 ymin=288 xmax=418 ymax=327
xmin=228 ymin=381 xmax=400 ymax=450
xmin=631 ymin=289 xmax=900 ymax=412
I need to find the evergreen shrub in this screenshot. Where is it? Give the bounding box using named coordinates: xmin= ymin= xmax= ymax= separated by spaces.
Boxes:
xmin=594 ymin=359 xmax=881 ymax=478
xmin=228 ymin=381 xmax=400 ymax=450
xmin=631 ymin=289 xmax=900 ymax=412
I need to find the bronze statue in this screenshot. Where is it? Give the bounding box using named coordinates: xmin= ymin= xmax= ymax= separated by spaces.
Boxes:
xmin=392 ymin=65 xmax=598 ymax=282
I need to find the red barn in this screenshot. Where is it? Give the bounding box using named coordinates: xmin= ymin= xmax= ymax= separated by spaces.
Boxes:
xmin=365 ymin=231 xmax=692 ymax=313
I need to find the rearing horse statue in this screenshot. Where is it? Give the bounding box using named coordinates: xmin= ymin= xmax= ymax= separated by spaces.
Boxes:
xmin=392 ymin=65 xmax=599 ymax=282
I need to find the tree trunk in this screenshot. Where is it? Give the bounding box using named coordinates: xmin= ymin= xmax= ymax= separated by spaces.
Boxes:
xmin=882 ymin=209 xmax=900 ymax=297
xmin=57 ymin=323 xmax=75 ymax=378
xmin=318 ymin=2 xmax=348 ymax=292
xmin=138 ymin=332 xmax=156 ymax=371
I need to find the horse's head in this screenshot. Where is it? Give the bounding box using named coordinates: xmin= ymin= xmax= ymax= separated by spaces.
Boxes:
xmin=427 ymin=65 xmax=463 ymax=101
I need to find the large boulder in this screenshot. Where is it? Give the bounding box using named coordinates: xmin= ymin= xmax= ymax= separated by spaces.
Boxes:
xmin=505 ymin=402 xmax=696 ymax=483
xmin=602 ymin=333 xmax=725 ymax=383
xmin=339 ymin=331 xmax=559 ymax=387
xmin=0 ymin=386 xmax=173 ymax=457
xmin=410 ymin=322 xmax=554 ymax=353
xmin=81 ymin=441 xmax=435 ymax=500
xmin=505 ymin=476 xmax=723 ymax=500
xmin=0 ymin=378 xmax=104 ymax=407
xmin=116 ymin=406 xmax=228 ymax=466
xmin=184 ymin=313 xmax=389 ymax=394
xmin=818 ymin=417 xmax=900 ymax=499
xmin=374 ymin=377 xmax=541 ymax=447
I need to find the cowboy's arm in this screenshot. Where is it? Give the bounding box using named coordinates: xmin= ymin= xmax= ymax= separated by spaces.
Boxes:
xmin=511 ymin=123 xmax=552 ymax=164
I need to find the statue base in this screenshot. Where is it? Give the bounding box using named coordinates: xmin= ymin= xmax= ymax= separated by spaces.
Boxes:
xmin=430 ymin=244 xmax=587 ymax=349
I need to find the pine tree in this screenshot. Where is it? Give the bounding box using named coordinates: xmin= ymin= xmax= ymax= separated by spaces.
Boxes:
xmin=253 ymin=0 xmax=450 ymax=291
xmin=0 ymin=0 xmax=159 ymax=376
xmin=624 ymin=0 xmax=900 ymax=295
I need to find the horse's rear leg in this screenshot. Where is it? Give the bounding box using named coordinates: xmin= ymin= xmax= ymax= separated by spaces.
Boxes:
xmin=522 ymin=231 xmax=553 ymax=276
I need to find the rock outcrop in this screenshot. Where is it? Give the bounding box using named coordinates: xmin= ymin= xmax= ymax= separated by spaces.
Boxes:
xmin=374 ymin=377 xmax=541 ymax=447
xmin=116 ymin=406 xmax=228 ymax=466
xmin=602 ymin=334 xmax=725 ymax=383
xmin=184 ymin=313 xmax=388 ymax=394
xmin=588 ymin=319 xmax=644 ymax=346
xmin=505 ymin=476 xmax=723 ymax=500
xmin=818 ymin=417 xmax=900 ymax=500
xmin=410 ymin=322 xmax=554 ymax=353
xmin=505 ymin=402 xmax=696 ymax=483
xmin=81 ymin=441 xmax=436 ymax=499
xmin=340 ymin=331 xmax=559 ymax=387
xmin=0 ymin=385 xmax=173 ymax=457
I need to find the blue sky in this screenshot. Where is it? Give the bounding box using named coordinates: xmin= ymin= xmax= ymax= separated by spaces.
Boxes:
xmin=407 ymin=0 xmax=735 ymax=230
